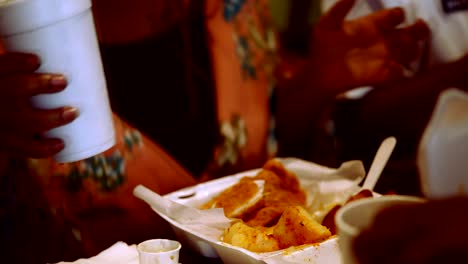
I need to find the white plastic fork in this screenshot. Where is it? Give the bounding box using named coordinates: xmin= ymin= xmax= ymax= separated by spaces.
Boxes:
xmin=362 ymin=137 xmax=397 ymax=191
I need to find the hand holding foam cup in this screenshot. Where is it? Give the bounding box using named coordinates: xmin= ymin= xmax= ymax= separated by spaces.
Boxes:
xmin=0 ymin=0 xmax=115 ymax=162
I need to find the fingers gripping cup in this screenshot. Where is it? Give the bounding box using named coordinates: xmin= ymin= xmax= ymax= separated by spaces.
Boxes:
xmin=0 ymin=0 xmax=115 ymax=162
xmin=137 ymin=239 xmax=181 ymax=264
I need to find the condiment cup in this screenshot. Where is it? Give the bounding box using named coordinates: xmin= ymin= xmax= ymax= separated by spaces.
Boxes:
xmin=137 ymin=239 xmax=181 ymax=264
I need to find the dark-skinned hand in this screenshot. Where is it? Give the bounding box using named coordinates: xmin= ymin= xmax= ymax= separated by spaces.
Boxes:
xmin=0 ymin=49 xmax=79 ymax=158
xmin=310 ymin=0 xmax=430 ymax=95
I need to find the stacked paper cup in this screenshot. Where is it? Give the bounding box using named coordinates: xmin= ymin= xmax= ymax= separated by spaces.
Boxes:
xmin=0 ymin=0 xmax=115 ymax=162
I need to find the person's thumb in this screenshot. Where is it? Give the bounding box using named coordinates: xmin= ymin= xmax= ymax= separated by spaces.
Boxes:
xmin=320 ymin=0 xmax=356 ymax=30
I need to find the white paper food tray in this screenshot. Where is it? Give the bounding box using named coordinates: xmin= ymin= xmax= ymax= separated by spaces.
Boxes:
xmin=144 ymin=158 xmax=366 ymax=264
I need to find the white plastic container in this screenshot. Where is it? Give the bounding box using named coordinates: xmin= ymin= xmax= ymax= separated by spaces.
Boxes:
xmin=0 ymin=0 xmax=115 ymax=162
xmin=137 ymin=158 xmax=367 ymax=264
xmin=418 ymin=88 xmax=468 ymax=199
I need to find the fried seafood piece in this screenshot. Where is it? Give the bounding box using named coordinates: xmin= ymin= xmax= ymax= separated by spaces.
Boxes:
xmin=252 ymin=169 xmax=306 ymax=205
xmin=200 ymin=177 xmax=264 ymax=218
xmin=223 ymin=221 xmax=280 ymax=253
xmin=245 ymin=204 xmax=284 ymax=227
xmin=272 ymin=206 xmax=331 ymax=248
xmin=245 ymin=189 xmax=306 ymax=227
xmin=253 ymin=169 xmax=282 ymax=187
xmin=261 ymin=159 xmax=303 ymax=193
xmin=201 ymin=159 xmax=306 ymax=226
xmin=244 ymin=161 xmax=306 ymax=226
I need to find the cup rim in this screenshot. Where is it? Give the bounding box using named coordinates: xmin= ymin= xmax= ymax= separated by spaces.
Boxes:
xmin=335 ymin=195 xmax=425 ymax=237
xmin=137 ymin=238 xmax=182 ymax=255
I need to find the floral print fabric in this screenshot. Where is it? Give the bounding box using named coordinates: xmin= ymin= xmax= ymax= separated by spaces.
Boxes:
xmin=206 ymin=0 xmax=278 ymax=174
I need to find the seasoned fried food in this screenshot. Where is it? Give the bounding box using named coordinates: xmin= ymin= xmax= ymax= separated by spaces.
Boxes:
xmin=261 ymin=159 xmax=303 ymax=193
xmin=242 ymin=161 xmax=306 ymax=226
xmin=245 ymin=188 xmax=305 ymax=227
xmin=253 ymin=169 xmax=306 ymax=207
xmin=203 ymin=159 xmax=333 ymax=252
xmin=273 ymin=206 xmax=331 ymax=248
xmin=201 ymin=177 xmax=264 ymax=218
xmin=223 ymin=205 xmax=332 ymax=252
xmin=245 ymin=205 xmax=284 ymax=227
xmin=201 ymin=159 xmax=306 ymax=223
xmin=222 ymin=221 xmax=280 ymax=253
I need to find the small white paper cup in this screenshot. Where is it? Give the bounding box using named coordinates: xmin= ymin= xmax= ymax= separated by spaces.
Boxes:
xmin=335 ymin=195 xmax=424 ymax=264
xmin=137 ymin=239 xmax=181 ymax=264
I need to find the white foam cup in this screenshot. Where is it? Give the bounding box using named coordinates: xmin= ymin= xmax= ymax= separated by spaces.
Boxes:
xmin=0 ymin=0 xmax=115 ymax=162
xmin=137 ymin=239 xmax=181 ymax=264
xmin=335 ymin=195 xmax=425 ymax=264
